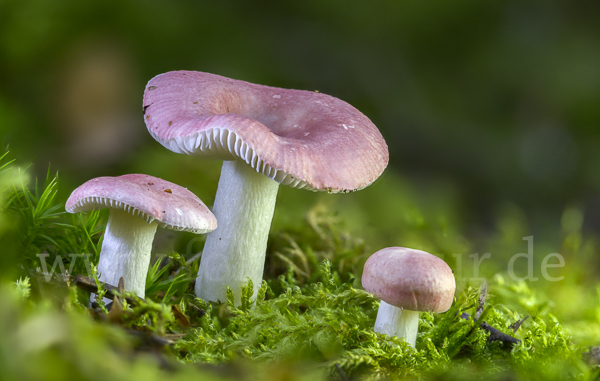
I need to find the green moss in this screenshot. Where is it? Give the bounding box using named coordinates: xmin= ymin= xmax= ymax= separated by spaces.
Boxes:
xmin=0 ymin=152 xmax=599 ymax=380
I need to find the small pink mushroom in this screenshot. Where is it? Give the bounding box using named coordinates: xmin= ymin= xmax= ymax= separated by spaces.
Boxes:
xmin=66 ymin=174 xmax=217 ymax=299
xmin=362 ymin=247 xmax=455 ymax=347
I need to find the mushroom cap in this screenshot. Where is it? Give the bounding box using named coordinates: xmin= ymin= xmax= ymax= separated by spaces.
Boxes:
xmin=66 ymin=174 xmax=217 ymax=234
xmin=143 ymin=71 xmax=388 ymax=193
xmin=361 ymin=247 xmax=455 ymax=312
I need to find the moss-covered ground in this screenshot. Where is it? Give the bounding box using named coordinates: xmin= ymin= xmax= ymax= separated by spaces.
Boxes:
xmin=1 ymin=151 xmax=599 ymax=381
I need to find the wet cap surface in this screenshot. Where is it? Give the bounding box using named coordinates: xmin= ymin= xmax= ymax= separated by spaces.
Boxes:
xmin=362 ymin=247 xmax=456 ymax=312
xmin=66 ymin=174 xmax=217 ymax=234
xmin=143 ymin=71 xmax=388 ymax=193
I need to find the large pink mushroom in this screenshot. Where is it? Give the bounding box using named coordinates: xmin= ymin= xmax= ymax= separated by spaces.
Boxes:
xmin=362 ymin=247 xmax=455 ymax=347
xmin=66 ymin=174 xmax=217 ymax=299
xmin=143 ymin=71 xmax=388 ymax=305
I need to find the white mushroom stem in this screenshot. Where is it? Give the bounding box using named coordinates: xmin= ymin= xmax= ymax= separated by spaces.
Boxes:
xmin=196 ymin=159 xmax=279 ymax=305
xmin=374 ymin=300 xmax=420 ymax=347
xmin=96 ymin=208 xmax=158 ymax=299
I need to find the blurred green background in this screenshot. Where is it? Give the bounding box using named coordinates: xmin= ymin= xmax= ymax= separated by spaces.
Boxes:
xmin=2 ymin=3 xmax=600 ymax=378
xmin=0 ymin=0 xmax=599 ymax=281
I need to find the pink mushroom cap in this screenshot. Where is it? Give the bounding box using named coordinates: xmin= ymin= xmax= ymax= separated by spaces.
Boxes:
xmin=362 ymin=247 xmax=455 ymax=313
xmin=142 ymin=71 xmax=388 ymax=193
xmin=66 ymin=174 xmax=217 ymax=234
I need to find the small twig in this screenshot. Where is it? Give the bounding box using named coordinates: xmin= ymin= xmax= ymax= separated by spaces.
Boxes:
xmin=509 ymin=315 xmax=530 ymax=333
xmin=474 ymin=281 xmax=487 ymax=321
xmin=117 ymin=277 xmax=125 ymax=293
xmin=460 ymin=312 xmax=520 ymax=345
xmin=460 ymin=281 xmax=520 ymax=345
xmin=73 ymin=275 xmax=141 ymax=306
xmin=107 ymin=277 xmax=125 ymax=322
xmin=335 ymin=363 xmax=349 ymax=381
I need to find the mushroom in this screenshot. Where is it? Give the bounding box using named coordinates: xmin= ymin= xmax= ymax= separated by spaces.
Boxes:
xmin=142 ymin=71 xmax=388 ymax=305
xmin=361 ymin=247 xmax=455 ymax=347
xmin=66 ymin=174 xmax=217 ymax=299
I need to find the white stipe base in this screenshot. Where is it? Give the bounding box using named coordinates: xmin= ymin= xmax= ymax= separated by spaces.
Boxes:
xmin=93 ymin=208 xmax=158 ymax=303
xmin=196 ymin=160 xmax=279 ymax=305
xmin=374 ymin=300 xmax=420 ymax=347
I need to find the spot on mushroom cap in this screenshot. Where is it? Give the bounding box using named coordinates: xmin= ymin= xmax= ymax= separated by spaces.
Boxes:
xmin=143 ymin=71 xmax=389 ymax=193
xmin=361 ymin=247 xmax=456 ymax=312
xmin=66 ymin=174 xmax=217 ymax=234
